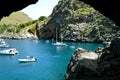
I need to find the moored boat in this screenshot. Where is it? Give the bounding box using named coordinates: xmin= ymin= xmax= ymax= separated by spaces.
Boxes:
xmin=18 ymin=56 xmax=37 ymax=62
xmin=53 ymin=27 xmax=67 ymax=46
xmin=0 ymin=39 xmax=9 ymax=47
xmin=0 ymin=48 xmax=18 ymax=55
xmin=53 ymin=42 xmax=67 ymax=46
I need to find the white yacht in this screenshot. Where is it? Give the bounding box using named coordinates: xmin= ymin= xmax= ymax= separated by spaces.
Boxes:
xmin=70 ymin=46 xmax=76 ymax=48
xmin=53 ymin=28 xmax=67 ymax=46
xmin=0 ymin=48 xmax=18 ymax=55
xmin=53 ymin=42 xmax=67 ymax=46
xmin=18 ymin=56 xmax=37 ymax=62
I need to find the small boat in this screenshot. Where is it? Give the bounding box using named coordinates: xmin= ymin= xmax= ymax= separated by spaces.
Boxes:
xmin=0 ymin=39 xmax=9 ymax=47
xmin=18 ymin=56 xmax=37 ymax=62
xmin=70 ymin=46 xmax=75 ymax=48
xmin=45 ymin=40 xmax=49 ymax=43
xmin=53 ymin=42 xmax=67 ymax=46
xmin=53 ymin=27 xmax=67 ymax=46
xmin=0 ymin=48 xmax=18 ymax=55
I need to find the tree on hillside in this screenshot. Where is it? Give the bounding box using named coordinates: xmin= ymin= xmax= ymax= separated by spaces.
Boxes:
xmin=38 ymin=16 xmax=47 ymax=21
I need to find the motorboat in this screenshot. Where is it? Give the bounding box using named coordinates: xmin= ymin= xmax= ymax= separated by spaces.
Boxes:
xmin=0 ymin=48 xmax=18 ymax=55
xmin=53 ymin=42 xmax=67 ymax=46
xmin=18 ymin=56 xmax=37 ymax=62
xmin=0 ymin=39 xmax=9 ymax=47
xmin=45 ymin=40 xmax=50 ymax=43
xmin=70 ymin=46 xmax=76 ymax=48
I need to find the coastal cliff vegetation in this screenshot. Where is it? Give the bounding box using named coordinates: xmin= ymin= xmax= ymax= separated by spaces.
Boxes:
xmin=0 ymin=11 xmax=46 ymax=39
xmin=38 ymin=0 xmax=118 ymax=43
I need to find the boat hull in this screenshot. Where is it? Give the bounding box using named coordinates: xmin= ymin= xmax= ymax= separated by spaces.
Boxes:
xmin=53 ymin=42 xmax=67 ymax=46
xmin=18 ymin=58 xmax=36 ymax=63
xmin=0 ymin=48 xmax=18 ymax=55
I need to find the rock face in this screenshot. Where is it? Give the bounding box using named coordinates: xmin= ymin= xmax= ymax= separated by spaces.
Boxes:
xmin=38 ymin=0 xmax=118 ymax=43
xmin=65 ymin=38 xmax=120 ymax=80
xmin=65 ymin=48 xmax=99 ymax=80
xmin=0 ymin=32 xmax=38 ymax=40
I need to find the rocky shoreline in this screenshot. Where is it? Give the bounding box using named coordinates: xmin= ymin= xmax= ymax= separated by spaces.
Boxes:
xmin=65 ymin=37 xmax=120 ymax=80
xmin=0 ymin=32 xmax=38 ymax=40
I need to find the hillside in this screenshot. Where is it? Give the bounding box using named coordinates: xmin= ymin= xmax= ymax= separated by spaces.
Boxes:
xmin=0 ymin=15 xmax=46 ymax=39
xmin=38 ymin=0 xmax=118 ymax=42
xmin=0 ymin=11 xmax=33 ymax=25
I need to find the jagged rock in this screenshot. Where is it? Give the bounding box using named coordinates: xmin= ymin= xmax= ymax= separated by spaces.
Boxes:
xmin=110 ymin=37 xmax=120 ymax=56
xmin=98 ymin=38 xmax=120 ymax=77
xmin=65 ymin=48 xmax=99 ymax=80
xmin=38 ymin=0 xmax=117 ymax=43
xmin=66 ymin=38 xmax=120 ymax=80
xmin=0 ymin=32 xmax=37 ymax=40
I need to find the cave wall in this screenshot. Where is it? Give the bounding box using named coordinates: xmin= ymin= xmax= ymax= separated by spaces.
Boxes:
xmin=0 ymin=0 xmax=38 ymax=19
xmin=80 ymin=0 xmax=120 ymax=26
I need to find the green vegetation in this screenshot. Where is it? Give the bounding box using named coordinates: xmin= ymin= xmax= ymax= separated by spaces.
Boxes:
xmin=0 ymin=11 xmax=32 ymax=25
xmin=38 ymin=16 xmax=47 ymax=21
xmin=0 ymin=10 xmax=47 ymax=36
xmin=16 ymin=24 xmax=26 ymax=33
xmin=28 ymin=27 xmax=36 ymax=34
xmin=0 ymin=27 xmax=6 ymax=34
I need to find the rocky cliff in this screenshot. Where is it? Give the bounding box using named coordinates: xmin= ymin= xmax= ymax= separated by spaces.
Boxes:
xmin=38 ymin=0 xmax=118 ymax=43
xmin=65 ymin=38 xmax=120 ymax=80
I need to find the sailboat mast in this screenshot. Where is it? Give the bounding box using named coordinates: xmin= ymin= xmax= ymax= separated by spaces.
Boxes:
xmin=60 ymin=34 xmax=63 ymax=43
xmin=55 ymin=27 xmax=57 ymax=43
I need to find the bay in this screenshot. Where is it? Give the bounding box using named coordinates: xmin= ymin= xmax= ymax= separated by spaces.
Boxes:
xmin=0 ymin=39 xmax=103 ymax=80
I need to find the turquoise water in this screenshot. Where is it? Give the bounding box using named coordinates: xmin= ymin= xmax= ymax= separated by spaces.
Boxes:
xmin=0 ymin=39 xmax=103 ymax=80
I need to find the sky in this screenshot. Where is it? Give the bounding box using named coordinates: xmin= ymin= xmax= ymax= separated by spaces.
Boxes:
xmin=21 ymin=0 xmax=59 ymax=20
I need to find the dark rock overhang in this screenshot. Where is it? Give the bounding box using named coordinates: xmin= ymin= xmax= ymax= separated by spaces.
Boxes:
xmin=0 ymin=0 xmax=119 ymax=26
xmin=80 ymin=0 xmax=120 ymax=26
xmin=0 ymin=0 xmax=38 ymax=19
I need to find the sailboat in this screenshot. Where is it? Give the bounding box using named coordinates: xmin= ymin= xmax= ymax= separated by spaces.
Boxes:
xmin=53 ymin=27 xmax=67 ymax=46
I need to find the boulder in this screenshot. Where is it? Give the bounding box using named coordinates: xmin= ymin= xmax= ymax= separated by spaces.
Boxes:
xmin=65 ymin=48 xmax=99 ymax=80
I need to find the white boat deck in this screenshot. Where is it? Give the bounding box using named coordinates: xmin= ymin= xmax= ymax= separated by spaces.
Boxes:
xmin=53 ymin=42 xmax=67 ymax=46
xmin=18 ymin=56 xmax=37 ymax=62
xmin=0 ymin=48 xmax=18 ymax=55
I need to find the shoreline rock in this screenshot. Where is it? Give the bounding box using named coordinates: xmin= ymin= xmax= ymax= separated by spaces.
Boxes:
xmin=0 ymin=33 xmax=38 ymax=40
xmin=65 ymin=37 xmax=120 ymax=80
xmin=65 ymin=48 xmax=99 ymax=80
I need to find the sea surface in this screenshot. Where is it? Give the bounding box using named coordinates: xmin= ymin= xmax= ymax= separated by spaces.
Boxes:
xmin=0 ymin=39 xmax=103 ymax=80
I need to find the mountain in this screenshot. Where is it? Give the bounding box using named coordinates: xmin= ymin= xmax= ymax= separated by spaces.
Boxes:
xmin=0 ymin=15 xmax=46 ymax=39
xmin=0 ymin=11 xmax=33 ymax=25
xmin=38 ymin=0 xmax=119 ymax=42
